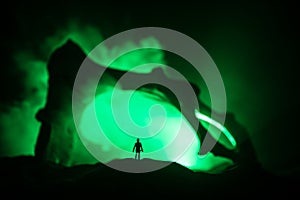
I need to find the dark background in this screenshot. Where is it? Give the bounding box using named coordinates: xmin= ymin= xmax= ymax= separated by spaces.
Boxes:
xmin=1 ymin=0 xmax=299 ymax=193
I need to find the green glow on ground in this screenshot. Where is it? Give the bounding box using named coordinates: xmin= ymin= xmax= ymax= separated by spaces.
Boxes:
xmin=80 ymin=87 xmax=189 ymax=162
xmin=79 ymin=87 xmax=234 ymax=172
xmin=4 ymin=24 xmax=234 ymax=172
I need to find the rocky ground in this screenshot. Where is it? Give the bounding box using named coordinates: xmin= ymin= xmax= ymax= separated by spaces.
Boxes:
xmin=0 ymin=156 xmax=298 ymax=198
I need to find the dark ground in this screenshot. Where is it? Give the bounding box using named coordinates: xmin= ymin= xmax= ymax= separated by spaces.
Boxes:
xmin=0 ymin=156 xmax=298 ymax=198
xmin=1 ymin=2 xmax=299 ymax=198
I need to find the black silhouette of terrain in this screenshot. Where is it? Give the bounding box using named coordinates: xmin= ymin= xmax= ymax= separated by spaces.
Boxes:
xmin=1 ymin=3 xmax=299 ymax=199
xmin=35 ymin=39 xmax=258 ymax=170
xmin=0 ymin=40 xmax=297 ymax=198
xmin=0 ymin=156 xmax=298 ymax=198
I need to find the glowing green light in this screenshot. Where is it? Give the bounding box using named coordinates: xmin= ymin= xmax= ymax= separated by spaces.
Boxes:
xmin=6 ymin=24 xmax=236 ymax=173
xmin=79 ymin=87 xmax=234 ymax=172
xmin=80 ymin=88 xmax=188 ymax=161
xmin=194 ymin=109 xmax=237 ymax=150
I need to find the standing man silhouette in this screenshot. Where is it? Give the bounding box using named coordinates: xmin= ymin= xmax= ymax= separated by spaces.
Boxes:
xmin=133 ymin=138 xmax=143 ymax=160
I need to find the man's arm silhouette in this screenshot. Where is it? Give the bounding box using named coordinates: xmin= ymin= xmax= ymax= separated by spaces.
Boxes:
xmin=132 ymin=143 xmax=136 ymax=152
xmin=140 ymin=143 xmax=143 ymax=152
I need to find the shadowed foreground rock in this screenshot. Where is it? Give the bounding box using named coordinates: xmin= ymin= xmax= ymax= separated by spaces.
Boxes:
xmin=0 ymin=156 xmax=298 ymax=198
xmin=34 ymin=39 xmax=258 ymax=172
